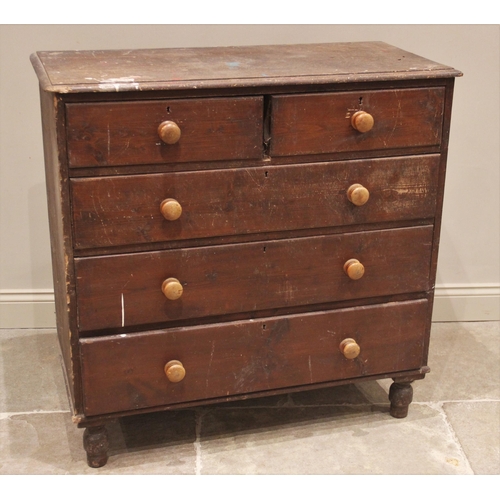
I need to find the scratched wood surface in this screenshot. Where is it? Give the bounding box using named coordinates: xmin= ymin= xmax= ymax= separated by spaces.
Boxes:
xmin=74 ymin=226 xmax=433 ymax=332
xmin=39 ymin=90 xmax=84 ymax=412
xmin=270 ymin=87 xmax=445 ymax=156
xmin=79 ymin=299 xmax=428 ymax=416
xmin=66 ymin=97 xmax=263 ymax=167
xmin=31 ymin=42 xmax=461 ymax=94
xmin=31 ymin=43 xmax=461 ymax=437
xmin=71 ymin=155 xmax=440 ymax=249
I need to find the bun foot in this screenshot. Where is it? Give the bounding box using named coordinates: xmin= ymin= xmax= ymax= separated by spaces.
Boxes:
xmin=83 ymin=425 xmax=109 ymax=468
xmin=389 ymin=381 xmax=413 ymax=418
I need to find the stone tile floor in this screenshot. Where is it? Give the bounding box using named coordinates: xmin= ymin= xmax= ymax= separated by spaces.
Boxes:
xmin=0 ymin=322 xmax=498 ymax=475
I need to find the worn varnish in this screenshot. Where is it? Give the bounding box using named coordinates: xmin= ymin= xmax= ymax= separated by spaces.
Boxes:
xmin=270 ymin=87 xmax=445 ymax=156
xmin=66 ymin=97 xmax=264 ymax=167
xmin=80 ymin=300 xmax=429 ymax=416
xmin=71 ymin=155 xmax=440 ymax=249
xmin=31 ymin=42 xmax=461 ymax=93
xmin=75 ymin=226 xmax=433 ymax=332
xmin=31 ymin=42 xmax=461 ymax=467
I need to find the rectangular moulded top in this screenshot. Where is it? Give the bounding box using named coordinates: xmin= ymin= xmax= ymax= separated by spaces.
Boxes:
xmin=31 ymin=41 xmax=462 ymax=94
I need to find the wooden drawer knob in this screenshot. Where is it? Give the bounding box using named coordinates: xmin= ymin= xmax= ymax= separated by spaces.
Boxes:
xmin=347 ymin=184 xmax=370 ymax=206
xmin=162 ymin=277 xmax=183 ymax=300
xmin=343 ymin=258 xmax=365 ymax=280
xmin=340 ymin=338 xmax=360 ymax=359
xmin=351 ymin=111 xmax=374 ymax=133
xmin=158 ymin=120 xmax=181 ymax=144
xmin=160 ymin=198 xmax=182 ymax=221
xmin=164 ymin=360 xmax=186 ymax=383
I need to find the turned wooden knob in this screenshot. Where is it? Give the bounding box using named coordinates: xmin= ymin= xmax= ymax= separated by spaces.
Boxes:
xmin=347 ymin=184 xmax=370 ymax=206
xmin=164 ymin=360 xmax=186 ymax=383
xmin=158 ymin=120 xmax=181 ymax=144
xmin=343 ymin=259 xmax=365 ymax=280
xmin=160 ymin=198 xmax=182 ymax=221
xmin=340 ymin=338 xmax=361 ymax=359
xmin=162 ymin=278 xmax=183 ymax=300
xmin=351 ymin=111 xmax=374 ymax=133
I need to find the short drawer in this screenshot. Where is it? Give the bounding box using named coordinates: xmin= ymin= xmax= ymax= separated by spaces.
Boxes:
xmin=66 ymin=97 xmax=263 ymax=167
xmin=75 ymin=225 xmax=433 ymax=332
xmin=79 ymin=299 xmax=429 ymax=416
xmin=270 ymin=87 xmax=445 ymax=157
xmin=71 ymin=155 xmax=440 ymax=249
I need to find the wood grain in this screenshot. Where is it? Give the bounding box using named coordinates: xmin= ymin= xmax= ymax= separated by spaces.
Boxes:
xmin=31 ymin=42 xmax=462 ymax=94
xmin=79 ymin=299 xmax=428 ymax=416
xmin=66 ymin=97 xmax=263 ymax=167
xmin=270 ymin=87 xmax=445 ymax=156
xmin=31 ymin=42 xmax=461 ymax=442
xmin=70 ymin=155 xmax=440 ymax=249
xmin=74 ymin=225 xmax=433 ymax=332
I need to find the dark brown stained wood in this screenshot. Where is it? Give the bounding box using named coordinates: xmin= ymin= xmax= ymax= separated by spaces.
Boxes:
xmin=74 ymin=225 xmax=433 ymax=332
xmin=83 ymin=426 xmax=109 ymax=467
xmin=66 ymin=97 xmax=263 ymax=167
xmin=31 ymin=42 xmax=461 ymax=464
xmin=389 ymin=380 xmax=414 ymax=418
xmin=66 ymin=143 xmax=444 ymax=178
xmin=421 ymin=79 xmax=457 ymax=366
xmin=79 ymin=299 xmax=428 ymax=416
xmin=71 ymin=155 xmax=440 ymax=249
xmin=76 ymin=367 xmax=430 ymax=425
xmin=31 ymin=42 xmax=462 ymax=94
xmin=38 ymin=89 xmax=83 ymax=414
xmin=270 ymin=87 xmax=445 ymax=157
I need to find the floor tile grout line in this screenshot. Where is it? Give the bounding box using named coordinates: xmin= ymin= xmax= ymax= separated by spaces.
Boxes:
xmin=426 ymin=401 xmax=476 ymax=475
xmin=0 ymin=409 xmax=70 ymax=419
xmin=412 ymin=398 xmax=500 ymax=405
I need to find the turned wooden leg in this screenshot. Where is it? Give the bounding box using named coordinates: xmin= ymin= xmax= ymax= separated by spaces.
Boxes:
xmin=389 ymin=380 xmax=414 ymax=418
xmin=83 ymin=425 xmax=109 ymax=468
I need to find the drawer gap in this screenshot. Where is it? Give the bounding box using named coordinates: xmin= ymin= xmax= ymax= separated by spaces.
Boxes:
xmin=77 ymin=291 xmax=430 ymax=339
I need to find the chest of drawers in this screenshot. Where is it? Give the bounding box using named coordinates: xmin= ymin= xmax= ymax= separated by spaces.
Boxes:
xmin=31 ymin=42 xmax=461 ymax=467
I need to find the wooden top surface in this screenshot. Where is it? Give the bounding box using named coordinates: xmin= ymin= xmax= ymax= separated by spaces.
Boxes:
xmin=31 ymin=41 xmax=462 ymax=94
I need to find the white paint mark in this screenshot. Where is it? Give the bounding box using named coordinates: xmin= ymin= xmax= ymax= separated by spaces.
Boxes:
xmin=121 ymin=293 xmax=125 ymax=327
xmin=98 ymin=76 xmax=141 ymax=92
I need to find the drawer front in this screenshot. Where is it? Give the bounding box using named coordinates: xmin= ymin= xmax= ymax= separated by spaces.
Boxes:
xmin=66 ymin=97 xmax=263 ymax=167
xmin=71 ymin=155 xmax=440 ymax=249
xmin=75 ymin=226 xmax=433 ymax=332
xmin=270 ymin=87 xmax=445 ymax=156
xmin=79 ymin=299 xmax=429 ymax=416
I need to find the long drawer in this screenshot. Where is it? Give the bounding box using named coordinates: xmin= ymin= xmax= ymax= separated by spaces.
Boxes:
xmin=270 ymin=87 xmax=445 ymax=156
xmin=71 ymin=155 xmax=440 ymax=249
xmin=66 ymin=97 xmax=264 ymax=167
xmin=75 ymin=225 xmax=433 ymax=332
xmin=79 ymin=299 xmax=429 ymax=416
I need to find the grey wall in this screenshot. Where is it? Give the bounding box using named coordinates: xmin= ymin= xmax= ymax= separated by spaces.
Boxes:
xmin=0 ymin=25 xmax=499 ymax=326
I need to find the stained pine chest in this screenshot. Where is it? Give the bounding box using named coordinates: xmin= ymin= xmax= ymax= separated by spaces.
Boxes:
xmin=31 ymin=42 xmax=461 ymax=466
